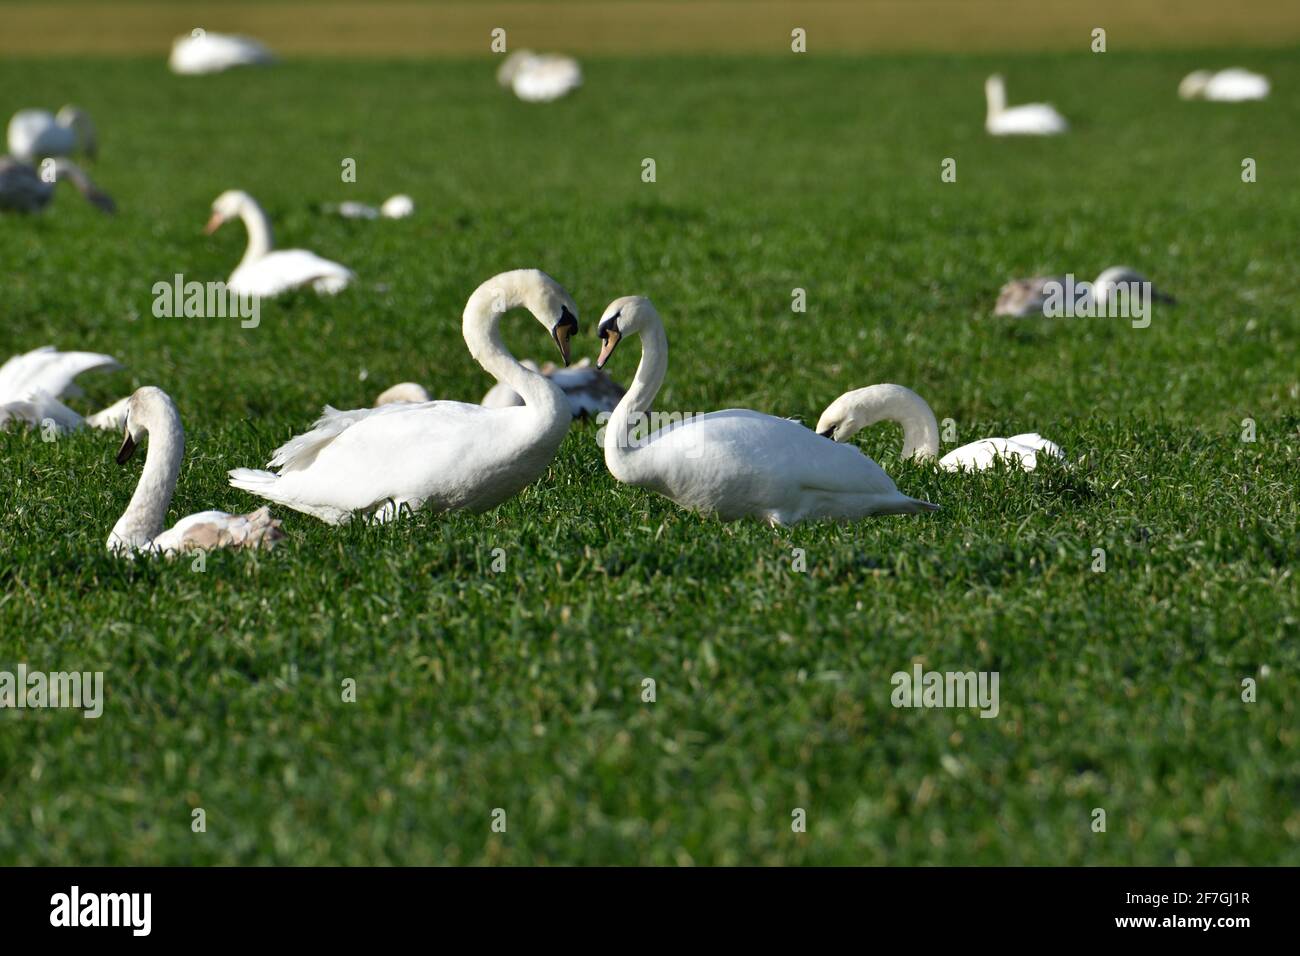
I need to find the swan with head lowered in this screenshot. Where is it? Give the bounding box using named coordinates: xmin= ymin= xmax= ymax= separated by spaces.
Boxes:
xmin=0 ymin=156 xmax=115 ymax=214
xmin=984 ymin=74 xmax=1068 ymax=136
xmin=593 ymin=297 xmax=936 ymax=525
xmin=206 ymin=190 xmax=354 ymax=297
xmin=816 ymin=384 xmax=1064 ymax=472
xmin=108 ymin=387 xmax=284 ymax=558
xmin=229 ymin=269 xmax=580 ymax=523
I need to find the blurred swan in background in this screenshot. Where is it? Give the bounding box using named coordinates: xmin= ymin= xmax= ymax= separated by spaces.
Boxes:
xmin=169 ymin=31 xmax=276 ymax=75
xmin=0 ymin=345 xmax=124 ymax=431
xmin=376 ymin=358 xmax=624 ymax=418
xmin=1179 ymin=68 xmax=1269 ymax=102
xmin=229 ymin=270 xmax=580 ymax=523
xmin=984 ymin=74 xmax=1068 ymax=136
xmin=0 ymin=156 xmax=115 ymax=214
xmin=324 ymin=194 xmax=414 ymax=220
xmin=994 ymin=266 xmax=1174 ymax=317
xmin=206 ymin=190 xmax=354 ymax=296
xmin=108 ymin=387 xmax=285 ymax=557
xmin=497 ymin=50 xmax=582 ymax=102
xmin=6 ymin=106 xmax=96 ymax=163
xmin=816 ymin=384 xmax=1065 ymax=473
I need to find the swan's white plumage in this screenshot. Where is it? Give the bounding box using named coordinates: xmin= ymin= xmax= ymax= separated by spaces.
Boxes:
xmin=6 ymin=106 xmax=95 ymax=163
xmin=984 ymin=74 xmax=1068 ymax=136
xmin=498 ymin=50 xmax=582 ymax=102
xmin=230 ymin=269 xmax=579 ymax=524
xmin=994 ymin=266 xmax=1172 ymax=317
xmin=1179 ymin=68 xmax=1269 ymax=102
xmin=169 ymin=32 xmax=276 ymax=75
xmin=939 ymin=434 xmax=1064 ymax=472
xmin=0 ymin=346 xmax=124 ymax=431
xmin=595 ymin=298 xmax=936 ymax=525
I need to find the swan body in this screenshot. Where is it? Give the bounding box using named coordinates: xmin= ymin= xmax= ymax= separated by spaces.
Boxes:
xmin=0 ymin=346 xmax=124 ymax=431
xmin=985 ymin=74 xmax=1068 ymax=136
xmin=229 ymin=269 xmax=580 ymax=524
xmin=6 ymin=107 xmax=96 ymax=163
xmin=1179 ymin=68 xmax=1269 ymax=102
xmin=375 ymin=357 xmax=624 ymax=419
xmin=0 ymin=156 xmax=115 ymax=214
xmin=994 ymin=266 xmax=1173 ymax=317
xmin=169 ymin=32 xmax=276 ymax=75
xmin=328 ymin=194 xmax=415 ymax=220
xmin=497 ymin=50 xmax=582 ymax=102
xmin=108 ymin=387 xmax=284 ymax=557
xmin=815 ymin=384 xmax=1065 ymax=473
xmin=594 ymin=297 xmax=936 ymax=525
xmin=207 ymin=190 xmax=354 ymax=296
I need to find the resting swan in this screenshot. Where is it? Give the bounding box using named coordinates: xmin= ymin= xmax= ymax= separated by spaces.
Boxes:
xmin=815 ymin=384 xmax=1064 ymax=472
xmin=497 ymin=50 xmax=583 ymax=102
xmin=994 ymin=266 xmax=1174 ymax=317
xmin=206 ymin=190 xmax=354 ymax=297
xmin=6 ymin=107 xmax=96 ymax=163
xmin=1179 ymin=69 xmax=1269 ymax=102
xmin=984 ymin=74 xmax=1068 ymax=136
xmin=0 ymin=345 xmax=125 ymax=431
xmin=594 ymin=297 xmax=936 ymax=525
xmin=108 ymin=387 xmax=284 ymax=557
xmin=229 ymin=269 xmax=580 ymax=523
xmin=169 ymin=32 xmax=276 ymax=75
xmin=0 ymin=156 xmax=115 ymax=214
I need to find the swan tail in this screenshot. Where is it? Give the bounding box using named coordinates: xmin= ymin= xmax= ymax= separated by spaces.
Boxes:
xmin=228 ymin=467 xmax=282 ymax=498
xmin=890 ymin=495 xmax=939 ymax=515
xmin=233 ymin=506 xmax=286 ymax=550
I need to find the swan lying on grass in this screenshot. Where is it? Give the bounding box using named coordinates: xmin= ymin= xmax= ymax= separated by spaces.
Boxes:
xmin=230 ymin=269 xmax=580 ymax=523
xmin=206 ymin=190 xmax=354 ymax=297
xmin=593 ymin=297 xmax=936 ymax=525
xmin=169 ymin=32 xmax=276 ymax=75
xmin=108 ymin=387 xmax=284 ymax=557
xmin=815 ymin=384 xmax=1065 ymax=472
xmin=497 ymin=50 xmax=582 ymax=102
xmin=984 ymin=74 xmax=1067 ymax=136
xmin=6 ymin=106 xmax=96 ymax=163
xmin=0 ymin=157 xmax=115 ymax=214
xmin=0 ymin=346 xmax=125 ymax=431
xmin=994 ymin=266 xmax=1174 ymax=317
xmin=325 ymin=194 xmax=414 ymax=220
xmin=1179 ymin=68 xmax=1269 ymax=102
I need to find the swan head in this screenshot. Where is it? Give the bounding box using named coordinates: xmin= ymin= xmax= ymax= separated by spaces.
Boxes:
xmin=814 ymin=393 xmax=865 ymax=442
xmin=1179 ymin=71 xmax=1212 ymax=100
xmin=115 ymin=386 xmax=177 ymax=464
xmin=205 ymin=189 xmax=255 ymax=234
xmin=595 ymin=295 xmax=659 ymax=369
xmin=55 ymin=105 xmax=97 ymax=159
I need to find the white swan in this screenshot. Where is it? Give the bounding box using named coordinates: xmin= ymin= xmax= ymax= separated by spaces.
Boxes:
xmin=994 ymin=266 xmax=1173 ymax=317
xmin=326 ymin=194 xmax=414 ymax=220
xmin=1179 ymin=69 xmax=1269 ymax=102
xmin=229 ymin=269 xmax=580 ymax=523
xmin=6 ymin=107 xmax=96 ymax=163
xmin=497 ymin=50 xmax=582 ymax=102
xmin=594 ymin=297 xmax=936 ymax=525
xmin=0 ymin=156 xmax=115 ymax=214
xmin=0 ymin=345 xmax=125 ymax=431
xmin=169 ymin=31 xmax=276 ymax=75
xmin=108 ymin=387 xmax=284 ymax=557
xmin=815 ymin=384 xmax=1065 ymax=473
xmin=377 ymin=357 xmax=624 ymax=419
xmin=206 ymin=190 xmax=354 ymax=297
xmin=985 ymin=74 xmax=1068 ymax=136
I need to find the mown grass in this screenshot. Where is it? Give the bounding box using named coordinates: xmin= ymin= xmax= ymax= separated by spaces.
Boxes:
xmin=0 ymin=49 xmax=1297 ymax=864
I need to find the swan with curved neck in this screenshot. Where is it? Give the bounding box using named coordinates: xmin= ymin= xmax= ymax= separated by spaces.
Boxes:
xmin=108 ymin=387 xmax=284 ymax=557
xmin=984 ymin=74 xmax=1068 ymax=136
xmin=206 ymin=190 xmax=354 ymax=297
xmin=594 ymin=297 xmax=936 ymax=525
xmin=815 ymin=384 xmax=1064 ymax=473
xmin=229 ymin=269 xmax=579 ymax=523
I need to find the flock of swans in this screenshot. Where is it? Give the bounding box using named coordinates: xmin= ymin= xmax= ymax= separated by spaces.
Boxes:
xmin=0 ymin=43 xmax=1272 ymax=557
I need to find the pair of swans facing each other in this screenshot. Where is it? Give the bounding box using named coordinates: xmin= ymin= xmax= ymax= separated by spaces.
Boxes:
xmin=206 ymin=190 xmax=354 ymax=297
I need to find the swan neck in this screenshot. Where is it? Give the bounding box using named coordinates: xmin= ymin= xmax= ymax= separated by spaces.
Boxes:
xmin=849 ymin=385 xmax=941 ymax=460
xmin=604 ymin=320 xmax=668 ymax=476
xmin=237 ymin=198 xmax=274 ymax=267
xmin=986 ymin=78 xmax=1006 ymax=118
xmin=463 ymin=291 xmax=567 ymax=426
xmin=110 ymin=408 xmax=184 ymax=551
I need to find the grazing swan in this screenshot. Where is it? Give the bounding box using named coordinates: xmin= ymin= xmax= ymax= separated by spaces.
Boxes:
xmin=497 ymin=50 xmax=583 ymax=102
xmin=169 ymin=31 xmax=276 ymax=75
xmin=0 ymin=345 xmax=125 ymax=431
xmin=815 ymin=384 xmax=1064 ymax=473
xmin=229 ymin=269 xmax=580 ymax=523
xmin=984 ymin=74 xmax=1068 ymax=136
xmin=326 ymin=194 xmax=415 ymax=220
xmin=108 ymin=387 xmax=284 ymax=557
xmin=6 ymin=107 xmax=96 ymax=163
xmin=0 ymin=156 xmax=115 ymax=214
xmin=994 ymin=266 xmax=1174 ymax=317
xmin=206 ymin=190 xmax=354 ymax=297
xmin=594 ymin=297 xmax=936 ymax=525
xmin=1179 ymin=68 xmax=1269 ymax=102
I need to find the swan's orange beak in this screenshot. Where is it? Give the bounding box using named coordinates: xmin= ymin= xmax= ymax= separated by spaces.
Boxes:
xmin=203 ymin=212 xmax=225 ymax=235
xmin=596 ymin=329 xmax=621 ymax=369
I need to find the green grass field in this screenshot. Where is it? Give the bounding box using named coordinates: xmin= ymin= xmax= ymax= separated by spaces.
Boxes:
xmin=1 ymin=47 xmax=1297 ymax=864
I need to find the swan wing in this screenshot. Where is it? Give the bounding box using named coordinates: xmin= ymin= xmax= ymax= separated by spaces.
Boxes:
xmin=0 ymin=345 xmax=121 ymax=401
xmin=0 ymin=389 xmax=84 ymax=430
xmin=1207 ymin=69 xmax=1270 ymax=101
xmin=989 ymin=104 xmax=1068 ymax=135
xmin=229 ymin=250 xmax=354 ymax=297
xmin=512 ymin=56 xmax=583 ymax=102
